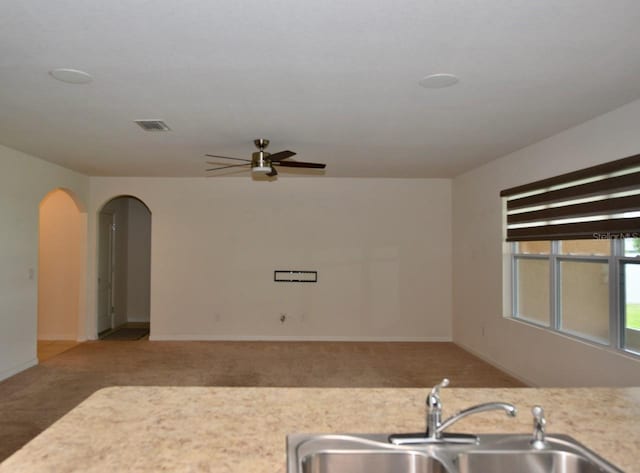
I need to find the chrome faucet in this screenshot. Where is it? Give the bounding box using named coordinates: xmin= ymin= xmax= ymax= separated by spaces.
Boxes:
xmin=389 ymin=378 xmax=518 ymax=445
xmin=426 ymin=378 xmax=517 ymax=440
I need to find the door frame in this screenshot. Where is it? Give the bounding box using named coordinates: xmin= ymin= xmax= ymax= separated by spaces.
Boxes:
xmin=97 ymin=211 xmax=115 ymax=334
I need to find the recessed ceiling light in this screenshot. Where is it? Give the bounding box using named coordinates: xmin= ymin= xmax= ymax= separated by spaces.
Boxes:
xmin=419 ymin=73 xmax=459 ymax=89
xmin=49 ymin=68 xmax=93 ymax=84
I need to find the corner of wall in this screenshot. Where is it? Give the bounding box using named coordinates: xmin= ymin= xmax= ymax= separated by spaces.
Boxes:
xmin=451 ymin=98 xmax=640 ymax=386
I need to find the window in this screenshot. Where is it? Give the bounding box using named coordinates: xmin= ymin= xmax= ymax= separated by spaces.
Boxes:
xmin=514 ymin=256 xmax=549 ymax=325
xmin=503 ymin=154 xmax=640 ymax=355
xmin=623 ymin=238 xmax=640 ymax=353
xmin=511 ymin=239 xmax=638 ymax=353
xmin=558 ymin=259 xmax=609 ymax=342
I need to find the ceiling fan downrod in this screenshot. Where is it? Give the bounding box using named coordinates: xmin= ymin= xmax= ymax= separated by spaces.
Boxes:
xmin=254 ymin=138 xmax=269 ymax=150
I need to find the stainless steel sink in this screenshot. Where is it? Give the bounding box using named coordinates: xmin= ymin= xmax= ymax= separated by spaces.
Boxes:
xmin=301 ymin=451 xmax=449 ymax=473
xmin=458 ymin=451 xmax=605 ymax=473
xmin=455 ymin=434 xmax=622 ymax=473
xmin=292 ymin=434 xmax=451 ymax=473
xmin=287 ymin=433 xmax=623 ymax=473
xmin=288 ymin=380 xmax=623 ymax=473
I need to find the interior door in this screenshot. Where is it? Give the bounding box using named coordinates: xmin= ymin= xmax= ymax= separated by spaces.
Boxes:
xmin=97 ymin=212 xmax=115 ymax=334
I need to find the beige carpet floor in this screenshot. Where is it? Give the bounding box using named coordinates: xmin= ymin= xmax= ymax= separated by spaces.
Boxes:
xmin=0 ymin=341 xmax=524 ymax=462
xmin=37 ymin=340 xmax=80 ymax=362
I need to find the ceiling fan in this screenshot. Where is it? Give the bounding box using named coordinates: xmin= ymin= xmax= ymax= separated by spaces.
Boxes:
xmin=205 ymin=139 xmax=326 ymax=177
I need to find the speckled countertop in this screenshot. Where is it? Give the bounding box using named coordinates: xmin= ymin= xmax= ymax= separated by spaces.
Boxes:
xmin=1 ymin=387 xmax=639 ymax=472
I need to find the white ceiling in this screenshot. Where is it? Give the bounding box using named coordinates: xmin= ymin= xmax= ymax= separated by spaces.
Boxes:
xmin=1 ymin=0 xmax=640 ymax=178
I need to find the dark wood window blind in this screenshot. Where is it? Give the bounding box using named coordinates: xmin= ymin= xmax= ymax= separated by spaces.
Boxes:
xmin=501 ymin=153 xmax=640 ymax=241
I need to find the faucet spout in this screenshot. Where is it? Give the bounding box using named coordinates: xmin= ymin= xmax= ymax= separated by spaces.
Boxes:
xmin=434 ymin=402 xmax=517 ymax=437
xmin=391 ymin=378 xmax=518 ymax=446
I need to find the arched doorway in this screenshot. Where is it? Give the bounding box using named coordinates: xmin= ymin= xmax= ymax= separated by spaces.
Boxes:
xmin=97 ymin=196 xmax=152 ymax=340
xmin=38 ymin=188 xmax=86 ymax=360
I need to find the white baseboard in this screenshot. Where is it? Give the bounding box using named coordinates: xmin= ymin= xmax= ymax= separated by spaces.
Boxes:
xmin=149 ymin=334 xmax=452 ymax=342
xmin=0 ymin=358 xmax=38 ymax=382
xmin=453 ymin=340 xmax=535 ymax=387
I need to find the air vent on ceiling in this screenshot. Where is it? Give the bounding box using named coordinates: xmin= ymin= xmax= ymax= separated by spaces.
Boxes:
xmin=134 ymin=120 xmax=171 ymax=132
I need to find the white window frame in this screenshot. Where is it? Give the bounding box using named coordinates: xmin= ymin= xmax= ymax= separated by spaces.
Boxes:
xmin=508 ymin=238 xmax=640 ymax=357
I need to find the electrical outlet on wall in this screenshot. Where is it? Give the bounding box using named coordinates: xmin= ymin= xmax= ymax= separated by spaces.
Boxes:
xmin=279 ymin=313 xmax=287 ymax=324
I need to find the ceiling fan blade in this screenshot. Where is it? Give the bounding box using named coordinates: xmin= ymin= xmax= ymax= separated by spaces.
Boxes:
xmin=205 ymin=154 xmax=251 ymax=162
xmin=269 ymin=150 xmax=296 ymax=162
xmin=266 ymin=166 xmax=278 ymax=177
xmin=206 ymin=163 xmax=251 ymax=172
xmin=206 ymin=160 xmax=244 ymax=166
xmin=276 ymin=160 xmax=326 ymax=169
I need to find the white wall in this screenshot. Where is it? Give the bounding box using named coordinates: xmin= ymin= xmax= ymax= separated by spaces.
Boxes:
xmin=453 ymin=98 xmax=640 ymax=386
xmin=88 ymin=178 xmax=452 ymax=341
xmin=38 ymin=190 xmax=82 ymax=340
xmin=0 ymin=144 xmax=88 ymax=381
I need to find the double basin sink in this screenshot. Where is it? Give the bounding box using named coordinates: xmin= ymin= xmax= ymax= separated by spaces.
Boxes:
xmin=288 ymin=379 xmax=623 ymax=473
xmin=287 ymin=432 xmax=622 ymax=473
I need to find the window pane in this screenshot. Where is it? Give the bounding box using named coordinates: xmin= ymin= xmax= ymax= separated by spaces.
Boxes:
xmin=623 ymin=262 xmax=640 ymax=354
xmin=559 ymin=261 xmax=609 ymax=343
xmin=517 ymin=241 xmax=550 ymax=255
xmin=560 ymin=239 xmax=610 ymax=256
xmin=625 ymin=238 xmax=640 ymax=257
xmin=515 ymin=258 xmax=549 ymax=325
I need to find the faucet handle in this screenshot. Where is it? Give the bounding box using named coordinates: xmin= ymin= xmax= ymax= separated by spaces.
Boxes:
xmin=433 ymin=378 xmax=450 ymax=393
xmin=427 ymin=378 xmax=450 ymax=408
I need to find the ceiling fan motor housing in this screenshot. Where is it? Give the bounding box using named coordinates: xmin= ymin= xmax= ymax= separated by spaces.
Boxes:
xmin=251 ymin=150 xmax=272 ymax=174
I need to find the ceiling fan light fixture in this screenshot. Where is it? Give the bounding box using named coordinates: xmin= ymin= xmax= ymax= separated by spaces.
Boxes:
xmin=251 ymin=165 xmax=272 ymax=175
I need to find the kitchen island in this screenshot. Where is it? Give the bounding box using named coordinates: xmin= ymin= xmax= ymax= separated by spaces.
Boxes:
xmin=1 ymin=386 xmax=638 ymax=472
